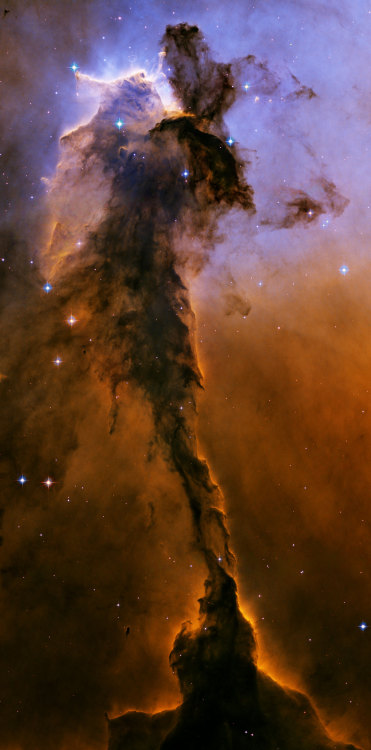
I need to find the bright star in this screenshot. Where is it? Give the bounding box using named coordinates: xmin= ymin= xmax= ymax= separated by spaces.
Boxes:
xmin=358 ymin=622 xmax=368 ymax=630
xmin=53 ymin=357 xmax=62 ymax=366
xmin=181 ymin=170 xmax=189 ymax=178
xmin=43 ymin=477 xmax=54 ymax=488
xmin=70 ymin=63 xmax=79 ymax=72
xmin=339 ymin=265 xmax=349 ymax=275
xmin=66 ymin=314 xmax=77 ymax=326
xmin=244 ymin=83 xmax=250 ymax=90
xmin=18 ymin=475 xmax=27 ymax=485
xmin=226 ymin=137 xmax=235 ymax=146
xmin=115 ymin=118 xmax=124 ymax=129
xmin=43 ymin=282 xmax=52 ymax=293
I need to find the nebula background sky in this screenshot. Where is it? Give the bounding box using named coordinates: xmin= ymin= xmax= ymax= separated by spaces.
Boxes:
xmin=0 ymin=1 xmax=370 ymax=749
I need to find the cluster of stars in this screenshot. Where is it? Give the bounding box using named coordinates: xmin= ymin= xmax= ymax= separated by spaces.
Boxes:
xmin=27 ymin=280 xmax=79 ymax=494
xmin=41 ymin=283 xmax=79 ymax=367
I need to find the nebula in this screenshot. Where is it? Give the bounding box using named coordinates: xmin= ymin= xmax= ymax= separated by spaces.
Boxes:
xmin=1 ymin=4 xmax=370 ymax=750
xmin=38 ymin=22 xmax=353 ymax=750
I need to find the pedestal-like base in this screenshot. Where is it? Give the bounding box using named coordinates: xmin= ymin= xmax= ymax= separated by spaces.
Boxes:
xmin=108 ymin=668 xmax=359 ymax=750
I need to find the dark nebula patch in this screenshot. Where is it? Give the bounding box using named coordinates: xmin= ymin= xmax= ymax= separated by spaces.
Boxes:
xmin=161 ymin=23 xmax=236 ymax=122
xmin=287 ymin=73 xmax=317 ymax=100
xmin=278 ymin=180 xmax=349 ymax=229
xmin=281 ymin=192 xmax=324 ymax=228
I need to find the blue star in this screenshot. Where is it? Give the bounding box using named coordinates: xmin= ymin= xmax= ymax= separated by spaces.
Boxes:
xmin=18 ymin=475 xmax=27 ymax=485
xmin=226 ymin=137 xmax=235 ymax=146
xmin=43 ymin=282 xmax=52 ymax=293
xmin=70 ymin=63 xmax=79 ymax=73
xmin=339 ymin=265 xmax=349 ymax=275
xmin=358 ymin=622 xmax=368 ymax=631
xmin=115 ymin=119 xmax=124 ymax=129
xmin=181 ymin=170 xmax=189 ymax=179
